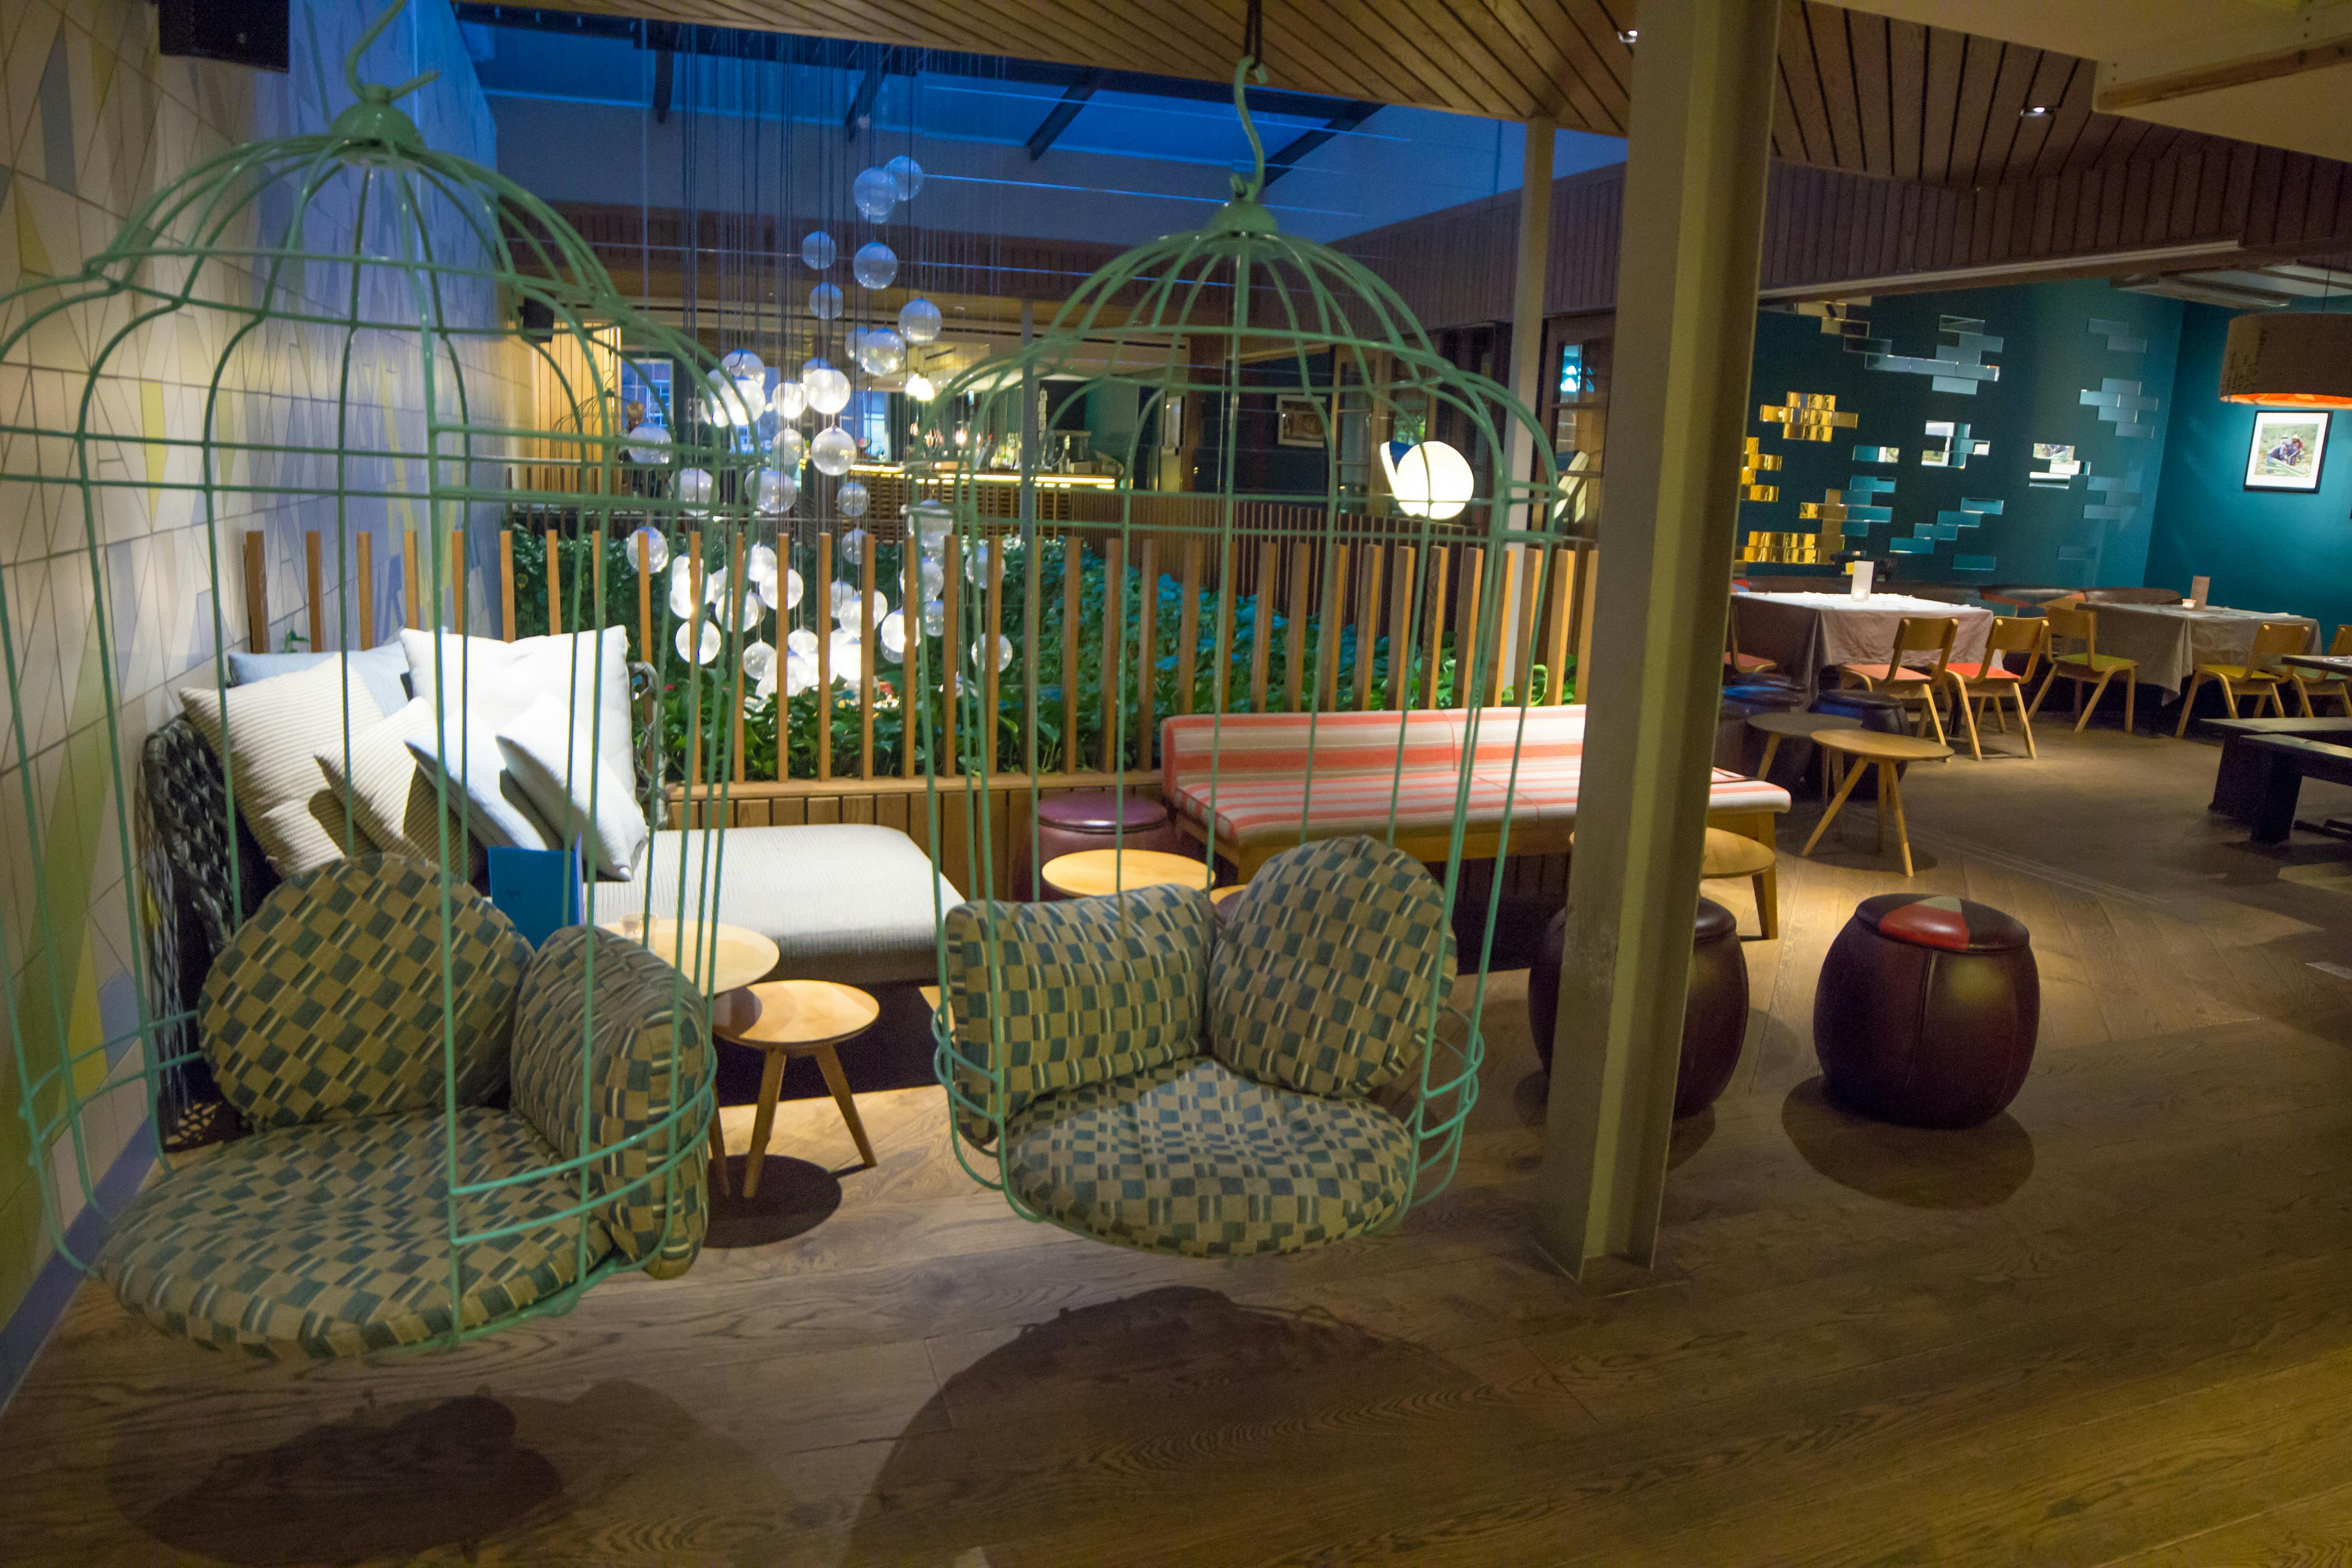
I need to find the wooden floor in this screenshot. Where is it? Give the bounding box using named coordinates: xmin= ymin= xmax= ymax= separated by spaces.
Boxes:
xmin=10 ymin=721 xmax=2352 ymax=1564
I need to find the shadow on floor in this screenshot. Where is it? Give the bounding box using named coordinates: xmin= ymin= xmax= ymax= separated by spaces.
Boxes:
xmin=703 ymin=1154 xmax=843 ymax=1249
xmin=1779 ymin=1076 xmax=2034 ymax=1209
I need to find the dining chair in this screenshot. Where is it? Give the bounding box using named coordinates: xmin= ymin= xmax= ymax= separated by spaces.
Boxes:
xmin=1724 ymin=604 xmax=1777 ymax=680
xmin=1837 ymin=616 xmax=1960 ymax=747
xmin=2173 ymin=620 xmax=2313 ymax=735
xmin=2030 ymin=603 xmax=2137 ymax=734
xmin=2288 ymin=624 xmax=2352 ymax=717
xmin=1942 ymin=615 xmax=2048 ymax=760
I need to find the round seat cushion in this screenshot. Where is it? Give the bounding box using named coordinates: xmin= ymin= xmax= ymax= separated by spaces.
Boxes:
xmin=1854 ymin=892 xmax=2030 ymax=953
xmin=97 ymin=1107 xmax=592 ymax=1359
xmin=1027 ymin=792 xmax=1182 ymax=900
xmin=1035 ymin=791 xmax=1173 ymax=833
xmin=1002 ymin=1056 xmax=1416 ymax=1258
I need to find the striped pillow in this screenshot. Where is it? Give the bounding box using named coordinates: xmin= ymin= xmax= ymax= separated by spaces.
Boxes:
xmin=315 ymin=696 xmax=484 ymax=879
xmin=178 ymin=660 xmax=370 ymax=876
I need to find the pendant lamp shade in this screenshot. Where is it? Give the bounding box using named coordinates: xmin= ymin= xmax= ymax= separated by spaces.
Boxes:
xmin=2220 ymin=311 xmax=2352 ymax=408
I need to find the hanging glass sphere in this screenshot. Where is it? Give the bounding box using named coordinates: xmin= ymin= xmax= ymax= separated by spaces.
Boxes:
xmin=676 ymin=620 xmax=721 ymax=665
xmin=625 ymin=526 xmax=669 ymax=574
xmin=676 ymin=467 xmax=714 ymax=509
xmin=668 ymin=557 xmax=697 ymax=618
xmin=783 ymin=649 xmax=818 ymax=697
xmin=972 ymin=634 xmax=1014 ymax=674
xmin=747 ymin=542 xmax=777 ymax=585
xmin=898 ymin=296 xmax=943 ymax=344
xmin=853 ymin=241 xmax=899 ymax=290
xmin=964 ymin=538 xmax=1003 ymax=583
xmin=921 ymin=597 xmax=946 ymax=637
xmin=877 ymin=609 xmax=907 ymax=663
xmin=885 ymin=154 xmax=926 ymax=200
xmin=698 ymin=369 xmax=746 ymax=427
xmin=853 ymin=166 xmax=897 ymax=220
xmin=839 ymin=526 xmax=868 ymax=565
xmin=856 ymin=327 xmax=905 ymax=377
xmin=839 ymin=480 xmax=871 ymax=519
xmin=918 ymin=555 xmax=946 ymax=597
xmin=755 ymin=465 xmax=798 ymax=514
xmin=804 ymin=362 xmax=852 ymax=416
xmin=758 ymin=566 xmax=804 ymax=612
xmin=801 ymin=229 xmax=837 ymax=270
xmin=715 ymin=587 xmax=763 ymax=633
xmin=808 ymin=282 xmax=844 ymax=321
xmin=904 ymin=373 xmax=936 ymax=402
xmin=626 ymin=422 xmax=672 ymax=463
xmin=908 ymin=498 xmax=952 ymax=558
xmin=720 ymin=348 xmax=765 ymax=380
xmin=769 ymin=378 xmax=805 ymax=421
xmin=740 ymin=639 xmax=776 ymax=687
xmin=774 ymin=427 xmax=808 ymax=470
xmin=828 ymin=629 xmax=863 ymax=682
xmin=811 ymin=426 xmax=856 ymax=476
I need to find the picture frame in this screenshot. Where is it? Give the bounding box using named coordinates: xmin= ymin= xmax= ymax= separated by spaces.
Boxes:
xmin=2244 ymin=408 xmax=2330 ymax=492
xmin=1276 ymin=393 xmax=1327 ymax=447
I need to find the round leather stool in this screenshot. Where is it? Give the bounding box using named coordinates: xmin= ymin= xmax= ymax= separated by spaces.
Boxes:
xmin=1528 ymin=897 xmax=1746 ymax=1118
xmin=1015 ymin=791 xmax=1183 ymax=900
xmin=1814 ymin=893 xmax=2039 ymax=1128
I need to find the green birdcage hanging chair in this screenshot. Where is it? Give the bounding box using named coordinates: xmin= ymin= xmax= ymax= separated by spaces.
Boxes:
xmin=0 ymin=0 xmax=767 ymax=1359
xmin=919 ymin=57 xmax=1577 ymax=1259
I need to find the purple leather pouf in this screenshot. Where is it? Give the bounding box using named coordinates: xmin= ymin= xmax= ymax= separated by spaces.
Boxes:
xmin=1015 ymin=791 xmax=1184 ymax=900
xmin=1813 ymin=893 xmax=2039 ymax=1128
xmin=1528 ymin=897 xmax=1747 ymax=1119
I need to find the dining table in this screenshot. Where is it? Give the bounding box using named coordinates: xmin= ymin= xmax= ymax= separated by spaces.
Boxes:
xmin=2084 ymin=602 xmax=2318 ymax=694
xmin=1731 ymin=591 xmax=1996 ymax=698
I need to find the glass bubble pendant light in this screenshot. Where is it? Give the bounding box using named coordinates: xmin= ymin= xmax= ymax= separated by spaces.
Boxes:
xmin=885 ymin=154 xmax=925 ymax=199
xmin=808 ymin=281 xmax=844 ymax=320
xmin=853 ymin=241 xmax=898 ymax=289
xmin=853 ymin=166 xmax=897 ymax=220
xmin=898 ymin=296 xmax=942 ymax=344
xmin=811 ymin=425 xmax=856 ymax=476
xmin=801 ymin=229 xmax=837 ymax=270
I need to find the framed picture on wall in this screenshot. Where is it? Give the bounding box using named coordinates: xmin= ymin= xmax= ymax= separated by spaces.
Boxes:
xmin=2244 ymin=409 xmax=2330 ymax=492
xmin=1276 ymin=394 xmax=1326 ymax=447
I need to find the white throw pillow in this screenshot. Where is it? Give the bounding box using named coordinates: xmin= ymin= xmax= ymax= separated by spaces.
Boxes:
xmin=496 ymin=691 xmax=651 ymax=879
xmin=399 ymin=627 xmax=635 ymax=805
xmin=402 ymin=675 xmax=557 ymax=852
xmin=178 ymin=661 xmax=372 ymax=876
xmin=316 ymin=697 xmax=484 ymax=878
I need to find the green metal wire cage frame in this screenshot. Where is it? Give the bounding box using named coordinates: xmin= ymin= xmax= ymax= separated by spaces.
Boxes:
xmin=918 ymin=60 xmax=1576 ymax=1239
xmin=0 ymin=2 xmax=770 ymax=1350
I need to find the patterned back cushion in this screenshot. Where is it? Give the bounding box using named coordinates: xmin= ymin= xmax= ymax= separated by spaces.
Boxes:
xmin=510 ymin=926 xmax=711 ymax=1277
xmin=944 ymin=882 xmax=1210 ymax=1149
xmin=1210 ymin=836 xmax=1455 ymax=1098
xmin=200 ymin=855 xmax=528 ymax=1127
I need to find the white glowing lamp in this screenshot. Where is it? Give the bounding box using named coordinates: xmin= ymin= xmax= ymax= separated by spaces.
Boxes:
xmin=1378 ymin=439 xmax=1475 ymax=521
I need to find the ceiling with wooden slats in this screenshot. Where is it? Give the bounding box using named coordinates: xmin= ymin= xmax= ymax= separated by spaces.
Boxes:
xmin=552 ymin=0 xmax=2295 ymax=189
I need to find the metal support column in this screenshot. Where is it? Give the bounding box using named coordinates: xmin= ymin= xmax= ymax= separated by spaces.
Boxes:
xmin=1535 ymin=0 xmax=1781 ymax=1275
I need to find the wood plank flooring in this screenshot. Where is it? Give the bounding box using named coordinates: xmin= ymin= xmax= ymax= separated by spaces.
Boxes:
xmin=10 ymin=726 xmax=2352 ymax=1564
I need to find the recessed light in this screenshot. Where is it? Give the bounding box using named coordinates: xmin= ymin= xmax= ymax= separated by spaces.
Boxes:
xmin=1618 ymin=27 xmax=1638 ymax=43
xmin=2021 ymin=104 xmax=2051 ymax=117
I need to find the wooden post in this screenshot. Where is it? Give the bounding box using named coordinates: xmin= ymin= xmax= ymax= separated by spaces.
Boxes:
xmin=982 ymin=541 xmax=1004 ymax=775
xmin=1100 ymin=535 xmax=1124 ymax=772
xmin=689 ymin=529 xmax=707 ymax=799
xmin=355 ymin=530 xmax=376 ymax=649
xmin=402 ymin=529 xmax=420 ymax=632
xmin=941 ymin=534 xmax=960 ymax=776
xmin=1537 ymin=0 xmax=1780 ymax=1277
xmin=1284 ymin=537 xmax=1311 ymax=714
xmin=546 ymin=526 xmax=563 ymax=637
xmin=731 ymin=530 xmax=750 ymax=784
xmin=816 ymin=531 xmax=833 ymax=783
xmin=450 ymin=529 xmax=467 ymax=636
xmin=1455 ymin=547 xmax=1485 ymax=706
xmin=1354 ymin=545 xmax=1382 ymax=710
xmin=1544 ymin=545 xmax=1576 ymax=704
xmin=1249 ymin=543 xmax=1275 ymax=711
xmin=243 ymin=531 xmax=269 ymax=653
xmin=861 ymin=530 xmax=879 ymax=779
xmin=636 ymin=536 xmax=653 ymax=670
xmin=1176 ymin=537 xmax=1202 ymax=715
xmin=1389 ymin=544 xmax=1415 ymax=713
xmin=908 ymin=533 xmax=925 ymax=780
xmin=1061 ymin=537 xmax=1081 ymax=772
xmin=1422 ymin=548 xmax=1448 ymax=711
xmin=1574 ymin=543 xmax=1600 ymax=697
xmin=1134 ymin=537 xmax=1157 ymax=769
xmin=1316 ymin=542 xmax=1346 ymax=713
xmin=499 ymin=528 xmax=517 ymax=642
xmin=303 ymin=531 xmax=323 ymax=652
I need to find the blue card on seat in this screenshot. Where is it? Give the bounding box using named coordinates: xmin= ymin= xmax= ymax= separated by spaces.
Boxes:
xmin=488 ymin=845 xmax=581 ymax=949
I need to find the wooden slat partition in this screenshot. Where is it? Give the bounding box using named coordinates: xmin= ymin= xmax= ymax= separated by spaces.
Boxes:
xmin=1543 ymin=544 xmax=1575 ymax=703
xmin=1316 ymin=543 xmax=1346 ymax=713
xmin=1061 ymin=537 xmax=1081 ymax=773
xmin=907 ymin=536 xmax=924 ymax=780
xmin=450 ymin=529 xmax=466 ymax=636
xmin=1176 ymin=538 xmax=1201 ymax=715
xmin=1454 ymin=548 xmax=1484 ymax=706
xmin=1354 ymin=546 xmax=1382 ymax=710
xmin=1134 ymin=538 xmax=1156 ymax=768
xmin=940 ymin=535 xmax=959 ymax=776
xmin=403 ymin=529 xmax=420 ymax=631
xmin=1284 ymin=538 xmax=1309 ymax=713
xmin=816 ymin=531 xmax=833 ymax=782
xmin=1250 ymin=544 xmax=1275 ymax=710
xmin=243 ymin=531 xmax=268 ymax=653
xmin=637 ymin=541 xmax=653 ymax=670
xmin=1390 ymin=544 xmax=1415 ymax=713
xmin=688 ymin=529 xmax=707 ymax=791
xmin=545 ymin=527 xmax=562 ymax=636
xmin=1422 ymin=548 xmax=1448 ymax=711
xmin=499 ymin=529 xmax=517 ymax=642
xmin=304 ymin=532 xmax=323 ymax=652
xmin=1099 ymin=536 xmax=1123 ymax=771
xmin=860 ymin=534 xmax=878 ymax=779
xmin=355 ymin=531 xmax=375 ymax=649
xmin=733 ymin=531 xmax=750 ymax=784
xmin=980 ymin=544 xmax=1002 ymax=775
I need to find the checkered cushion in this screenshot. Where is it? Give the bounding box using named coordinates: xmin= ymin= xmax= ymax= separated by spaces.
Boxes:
xmin=1211 ymin=837 xmax=1454 ymax=1098
xmin=97 ymin=1106 xmax=586 ymax=1359
xmin=944 ymin=882 xmax=1210 ymax=1149
xmin=1002 ymin=1055 xmax=1415 ymax=1256
xmin=510 ymin=926 xmax=712 ymax=1279
xmin=200 ymin=855 xmax=528 ymax=1128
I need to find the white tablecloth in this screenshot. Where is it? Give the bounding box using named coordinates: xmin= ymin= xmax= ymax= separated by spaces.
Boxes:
xmin=1732 ymin=593 xmax=1995 ymax=694
xmin=2088 ymin=604 xmax=2318 ymax=693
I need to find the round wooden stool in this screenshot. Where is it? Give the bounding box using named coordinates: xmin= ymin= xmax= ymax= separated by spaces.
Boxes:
xmin=1747 ymin=710 xmax=1862 ymax=799
xmin=1040 ymin=848 xmax=1215 ymax=899
xmin=1801 ymin=729 xmax=1954 ymax=877
xmin=713 ymin=979 xmax=880 ymax=1197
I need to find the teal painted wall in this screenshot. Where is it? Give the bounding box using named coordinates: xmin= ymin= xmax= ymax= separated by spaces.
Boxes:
xmin=2146 ymin=303 xmax=2352 ymax=634
xmin=1739 ymin=279 xmax=2185 ymax=589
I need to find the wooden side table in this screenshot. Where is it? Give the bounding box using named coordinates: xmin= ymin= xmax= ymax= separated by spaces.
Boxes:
xmin=1747 ymin=710 xmax=1862 ymax=801
xmin=1040 ymin=848 xmax=1216 ymax=899
xmin=1802 ymin=730 xmax=1955 ymax=877
xmin=715 ymin=979 xmax=881 ymax=1196
xmin=603 ymin=917 xmax=779 ymax=1200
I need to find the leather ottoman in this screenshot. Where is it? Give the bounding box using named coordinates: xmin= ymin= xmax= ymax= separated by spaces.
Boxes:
xmin=1814 ymin=893 xmax=2039 ymax=1128
xmin=1014 ymin=791 xmax=1183 ymax=900
xmin=1529 ymin=897 xmax=1747 ymax=1118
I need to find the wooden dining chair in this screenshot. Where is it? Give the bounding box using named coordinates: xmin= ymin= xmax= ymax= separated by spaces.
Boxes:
xmin=2173 ymin=620 xmax=2314 ymax=735
xmin=1941 ymin=615 xmax=2048 ymax=760
xmin=1838 ymin=616 xmax=1960 ymax=747
xmin=1724 ymin=604 xmax=1777 ymax=680
xmin=2029 ymin=603 xmax=2137 ymax=734
xmin=2288 ymin=625 xmax=2352 ymax=717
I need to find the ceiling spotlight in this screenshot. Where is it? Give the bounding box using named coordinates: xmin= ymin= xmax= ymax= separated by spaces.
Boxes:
xmin=1617 ymin=27 xmax=1637 ymax=43
xmin=2021 ymin=104 xmax=2051 ymax=118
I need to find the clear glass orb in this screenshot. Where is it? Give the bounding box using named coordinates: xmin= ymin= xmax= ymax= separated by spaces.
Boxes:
xmin=801 ymin=230 xmax=837 ymax=271
xmin=758 ymin=566 xmax=804 ymax=612
xmin=676 ymin=619 xmax=721 ymax=666
xmin=839 ymin=526 xmax=868 ymax=564
xmin=783 ymin=649 xmax=818 ymax=697
xmin=839 ymin=481 xmax=871 ymax=519
xmin=747 ymin=542 xmax=778 ymax=585
xmin=720 ymin=348 xmax=765 ymax=380
xmin=718 ymin=588 xmax=763 ymax=633
xmin=853 ymin=166 xmax=897 ymax=220
xmin=774 ymin=427 xmax=808 ymax=471
xmin=964 ymin=539 xmax=1002 ymax=582
xmin=903 ymin=373 xmax=936 ymax=402
xmin=808 ymin=282 xmax=844 ymax=321
xmin=625 ymin=526 xmax=669 ymax=574
xmin=676 ymin=467 xmax=714 ymax=508
xmin=921 ymin=597 xmax=946 ymax=637
xmin=804 ymin=365 xmax=852 ymax=416
xmin=853 ymin=241 xmax=899 ymax=290
xmin=785 ymin=627 xmax=820 ymax=657
xmin=918 ymin=555 xmax=946 ymax=597
xmin=828 ymin=629 xmax=863 ymax=682
xmin=811 ymin=426 xmax=856 ymax=475
xmin=856 ymin=327 xmax=905 ymax=377
xmin=740 ymin=639 xmax=776 ymax=686
xmin=908 ymin=498 xmax=952 ymax=557
xmin=972 ymin=634 xmax=1013 ymax=674
xmin=769 ymin=378 xmax=805 ymax=421
xmin=754 ymin=466 xmax=798 ymax=514
xmin=885 ymin=153 xmax=925 ymax=199
xmin=877 ymin=610 xmax=906 ymax=663
xmin=898 ymin=296 xmax=942 ymax=344
xmin=625 ymin=422 xmax=671 ymax=463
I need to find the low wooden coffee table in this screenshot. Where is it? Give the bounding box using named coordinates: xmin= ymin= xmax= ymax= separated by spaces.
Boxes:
xmin=1747 ymin=711 xmax=1862 ymax=800
xmin=1802 ymin=730 xmax=1954 ymax=877
xmin=715 ymin=979 xmax=881 ymax=1196
xmin=1040 ymin=848 xmax=1216 ymax=898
